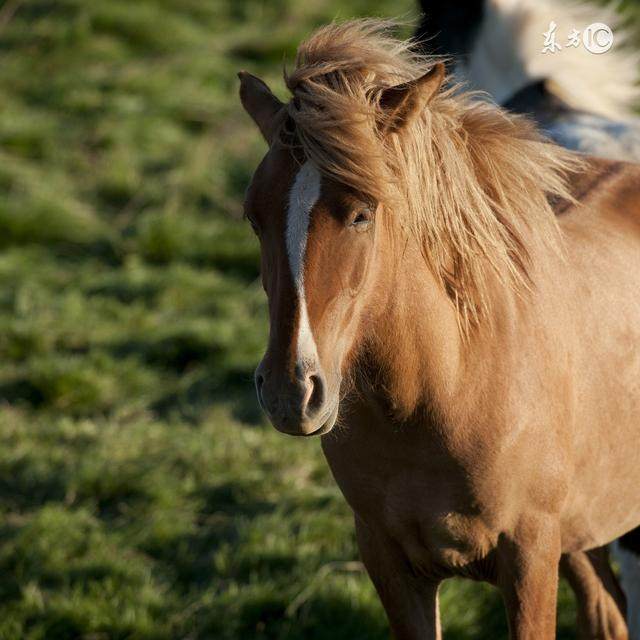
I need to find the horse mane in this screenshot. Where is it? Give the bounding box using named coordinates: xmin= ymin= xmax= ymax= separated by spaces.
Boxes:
xmin=282 ymin=20 xmax=582 ymax=331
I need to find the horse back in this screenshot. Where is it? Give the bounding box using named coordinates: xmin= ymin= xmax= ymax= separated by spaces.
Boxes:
xmin=554 ymin=159 xmax=640 ymax=547
xmin=557 ymin=158 xmax=640 ymax=271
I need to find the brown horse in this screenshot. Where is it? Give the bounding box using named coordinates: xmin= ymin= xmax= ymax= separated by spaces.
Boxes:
xmin=238 ymin=20 xmax=640 ymax=639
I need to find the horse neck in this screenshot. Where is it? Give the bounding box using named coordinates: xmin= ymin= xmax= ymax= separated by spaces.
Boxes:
xmin=360 ymin=230 xmax=523 ymax=426
xmin=360 ymin=235 xmax=463 ymax=423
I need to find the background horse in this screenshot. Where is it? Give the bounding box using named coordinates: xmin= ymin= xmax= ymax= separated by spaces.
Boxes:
xmin=240 ymin=19 xmax=640 ymax=639
xmin=415 ymin=0 xmax=640 ymax=160
xmin=416 ymin=0 xmax=640 ymax=635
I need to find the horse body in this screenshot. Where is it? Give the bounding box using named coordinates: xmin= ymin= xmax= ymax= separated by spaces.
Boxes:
xmin=323 ymin=158 xmax=640 ymax=566
xmin=558 ymin=174 xmax=640 ymax=549
xmin=239 ymin=20 xmax=640 ymax=639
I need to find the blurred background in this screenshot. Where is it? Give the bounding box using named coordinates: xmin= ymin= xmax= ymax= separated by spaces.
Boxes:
xmin=0 ymin=1 xmax=637 ymax=639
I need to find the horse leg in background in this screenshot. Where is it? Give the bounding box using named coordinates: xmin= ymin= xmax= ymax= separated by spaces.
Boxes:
xmin=613 ymin=528 xmax=640 ymax=640
xmin=497 ymin=517 xmax=562 ymax=639
xmin=562 ymin=547 xmax=628 ymax=640
xmin=355 ymin=516 xmax=442 ymax=640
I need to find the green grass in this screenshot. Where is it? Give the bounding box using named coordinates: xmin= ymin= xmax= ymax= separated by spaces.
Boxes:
xmin=0 ymin=0 xmax=637 ymax=638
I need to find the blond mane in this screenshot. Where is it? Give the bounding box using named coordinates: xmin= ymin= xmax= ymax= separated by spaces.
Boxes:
xmin=282 ymin=20 xmax=581 ymax=330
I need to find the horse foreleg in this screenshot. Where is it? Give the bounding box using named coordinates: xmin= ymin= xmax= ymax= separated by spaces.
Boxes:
xmin=355 ymin=515 xmax=441 ymax=640
xmin=561 ymin=547 xmax=628 ymax=640
xmin=497 ymin=516 xmax=561 ymax=640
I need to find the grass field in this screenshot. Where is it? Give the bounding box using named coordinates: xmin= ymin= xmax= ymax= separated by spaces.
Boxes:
xmin=1 ymin=1 xmax=638 ymax=638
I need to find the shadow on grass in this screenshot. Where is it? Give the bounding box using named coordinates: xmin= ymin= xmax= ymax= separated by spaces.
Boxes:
xmin=85 ymin=280 xmax=160 ymax=305
xmin=110 ymin=335 xmax=224 ymax=373
xmin=229 ymin=592 xmax=389 ymax=640
xmin=0 ymin=378 xmax=46 ymax=408
xmin=150 ymin=368 xmax=263 ymax=425
xmin=0 ymin=458 xmax=68 ymax=511
xmin=0 ymin=367 xmax=262 ymax=427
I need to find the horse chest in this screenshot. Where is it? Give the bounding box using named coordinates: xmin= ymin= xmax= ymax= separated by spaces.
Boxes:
xmin=321 ymin=429 xmax=502 ymax=577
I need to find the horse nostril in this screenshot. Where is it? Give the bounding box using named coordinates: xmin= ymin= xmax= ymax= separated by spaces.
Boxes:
xmin=304 ymin=373 xmax=325 ymax=416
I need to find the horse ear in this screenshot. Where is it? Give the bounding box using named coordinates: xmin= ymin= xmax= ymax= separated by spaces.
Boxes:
xmin=379 ymin=62 xmax=445 ymax=134
xmin=238 ymin=71 xmax=284 ymax=144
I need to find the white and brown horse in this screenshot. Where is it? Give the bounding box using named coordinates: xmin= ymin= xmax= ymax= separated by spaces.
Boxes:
xmin=414 ymin=0 xmax=640 ymax=161
xmin=239 ymin=20 xmax=640 ymax=639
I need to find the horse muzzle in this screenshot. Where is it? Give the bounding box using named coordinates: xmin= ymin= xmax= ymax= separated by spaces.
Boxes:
xmin=254 ymin=360 xmax=340 ymax=436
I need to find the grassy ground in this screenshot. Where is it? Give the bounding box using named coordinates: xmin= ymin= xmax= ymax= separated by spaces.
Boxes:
xmin=2 ymin=0 xmax=638 ymax=638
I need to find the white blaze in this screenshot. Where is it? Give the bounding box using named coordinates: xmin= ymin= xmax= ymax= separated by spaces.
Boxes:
xmin=286 ymin=161 xmax=321 ymax=364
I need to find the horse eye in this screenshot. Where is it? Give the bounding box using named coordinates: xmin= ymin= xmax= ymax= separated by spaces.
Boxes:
xmin=350 ymin=207 xmax=373 ymax=228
